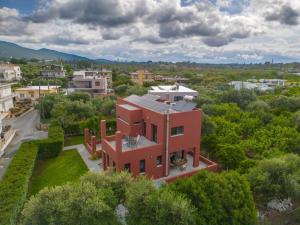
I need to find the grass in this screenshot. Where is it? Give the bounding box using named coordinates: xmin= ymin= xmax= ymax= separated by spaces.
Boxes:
xmin=30 ymin=150 xmax=88 ymax=195
xmin=64 ymin=135 xmax=84 ymax=147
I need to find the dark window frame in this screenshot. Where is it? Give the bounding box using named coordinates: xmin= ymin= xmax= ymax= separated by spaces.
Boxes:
xmin=156 ymin=155 xmax=162 ymax=166
xmin=151 ymin=124 xmax=158 ymax=143
xmin=171 ymin=126 xmax=184 ymax=136
xmin=139 ymin=159 xmax=146 ymax=173
xmin=124 ymin=163 xmax=131 ymax=172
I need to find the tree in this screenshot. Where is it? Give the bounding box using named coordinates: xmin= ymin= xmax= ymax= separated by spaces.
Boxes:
xmin=67 ymin=91 xmax=91 ymax=103
xmin=125 ymin=177 xmax=196 ymax=225
xmin=51 ymin=100 xmax=95 ymax=128
xmin=247 ymin=154 xmax=300 ymax=203
xmin=126 ymin=85 xmax=148 ymax=96
xmin=81 ymin=171 xmax=133 ymax=204
xmin=115 ymin=84 xmax=128 ymax=96
xmin=167 ymin=170 xmax=257 ymax=225
xmin=21 ymin=183 xmax=121 ymax=225
xmin=216 ymin=144 xmax=246 ymax=170
xmin=38 ymin=93 xmax=65 ymax=119
xmin=247 ymin=100 xmax=270 ymax=112
xmin=220 ymin=89 xmax=256 ymax=109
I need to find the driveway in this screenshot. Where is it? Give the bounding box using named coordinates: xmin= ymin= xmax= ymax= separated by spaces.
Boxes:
xmin=0 ymin=109 xmax=48 ymax=179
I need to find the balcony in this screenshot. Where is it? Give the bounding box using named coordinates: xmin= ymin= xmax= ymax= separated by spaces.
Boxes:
xmin=107 ymin=135 xmax=157 ymax=152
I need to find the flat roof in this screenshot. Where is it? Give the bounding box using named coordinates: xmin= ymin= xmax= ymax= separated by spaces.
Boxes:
xmin=124 ymin=94 xmax=197 ymax=114
xmin=119 ymin=104 xmax=140 ymax=111
xmin=149 ymin=85 xmax=197 ymax=93
xmin=16 ymin=86 xmax=60 ymax=91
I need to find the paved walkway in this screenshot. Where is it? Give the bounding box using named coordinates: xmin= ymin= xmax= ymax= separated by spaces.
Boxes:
xmin=0 ymin=110 xmax=48 ymax=179
xmin=64 ymin=144 xmax=102 ymax=172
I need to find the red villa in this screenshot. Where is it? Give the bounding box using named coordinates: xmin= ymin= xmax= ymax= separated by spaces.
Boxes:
xmin=85 ymin=94 xmax=217 ymax=182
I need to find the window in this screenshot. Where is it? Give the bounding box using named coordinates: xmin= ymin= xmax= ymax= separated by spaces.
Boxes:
xmin=139 ymin=160 xmax=145 ymax=173
xmin=151 ymin=124 xmax=157 ymax=143
xmin=95 ymin=81 xmax=100 ymax=86
xmin=174 ymin=96 xmax=183 ymax=101
xmin=171 ymin=126 xmax=184 ymax=136
xmin=156 ymin=156 xmax=162 ymax=166
xmin=124 ymin=163 xmax=131 ymax=172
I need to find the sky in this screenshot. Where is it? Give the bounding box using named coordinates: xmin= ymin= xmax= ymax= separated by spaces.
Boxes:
xmin=0 ymin=0 xmax=300 ymax=63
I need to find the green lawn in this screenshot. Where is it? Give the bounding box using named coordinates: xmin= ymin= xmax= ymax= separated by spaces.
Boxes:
xmin=30 ymin=150 xmax=88 ymax=195
xmin=64 ymin=135 xmax=84 ymax=147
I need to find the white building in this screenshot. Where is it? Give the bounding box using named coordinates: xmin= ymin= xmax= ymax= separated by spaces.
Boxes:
xmin=229 ymin=81 xmax=273 ymax=91
xmin=0 ymin=64 xmax=22 ymax=81
xmin=258 ymin=79 xmax=287 ymax=87
xmin=71 ymin=69 xmax=112 ymax=96
xmin=148 ymin=85 xmax=198 ymax=102
xmin=15 ymin=86 xmax=60 ymax=101
xmin=0 ymin=83 xmax=14 ymax=112
xmin=40 ymin=64 xmax=66 ymax=78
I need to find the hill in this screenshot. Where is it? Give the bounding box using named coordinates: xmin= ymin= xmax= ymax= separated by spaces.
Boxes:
xmin=0 ymin=41 xmax=102 ymax=61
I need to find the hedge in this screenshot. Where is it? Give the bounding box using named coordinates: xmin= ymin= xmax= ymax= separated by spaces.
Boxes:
xmin=64 ymin=116 xmax=116 ymax=137
xmin=38 ymin=123 xmax=64 ymax=159
xmin=0 ymin=123 xmax=64 ymax=225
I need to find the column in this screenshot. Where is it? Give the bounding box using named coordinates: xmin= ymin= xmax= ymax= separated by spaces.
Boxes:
xmin=91 ymin=136 xmax=96 ymax=153
xmin=102 ymin=151 xmax=107 ymax=170
xmin=193 ymin=147 xmax=200 ymax=167
xmin=84 ymin=128 xmax=89 ymax=144
xmin=100 ymin=120 xmax=106 ymax=140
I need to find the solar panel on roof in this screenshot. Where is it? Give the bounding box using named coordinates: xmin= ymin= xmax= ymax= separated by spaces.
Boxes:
xmin=124 ymin=95 xmax=196 ymax=113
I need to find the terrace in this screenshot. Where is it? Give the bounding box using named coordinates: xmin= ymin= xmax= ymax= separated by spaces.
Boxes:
xmin=107 ymin=135 xmax=157 ymax=152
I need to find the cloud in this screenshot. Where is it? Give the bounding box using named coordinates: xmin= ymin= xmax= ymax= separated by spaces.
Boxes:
xmin=265 ymin=5 xmax=299 ymax=25
xmin=0 ymin=7 xmax=30 ymax=36
xmin=28 ymin=0 xmax=148 ymax=27
xmin=1 ymin=0 xmax=300 ymax=63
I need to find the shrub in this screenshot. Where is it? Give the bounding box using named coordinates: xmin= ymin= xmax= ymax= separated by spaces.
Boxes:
xmin=0 ymin=122 xmax=64 ymax=225
xmin=0 ymin=142 xmax=39 ymax=225
xmin=38 ymin=123 xmax=64 ymax=159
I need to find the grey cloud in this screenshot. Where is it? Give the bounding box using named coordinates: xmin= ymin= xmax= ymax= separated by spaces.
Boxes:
xmin=28 ymin=0 xmax=148 ymax=27
xmin=159 ymin=21 xmax=220 ymax=39
xmin=134 ymin=35 xmax=169 ymax=44
xmin=41 ymin=35 xmax=90 ymax=45
xmin=265 ymin=5 xmax=299 ymax=25
xmin=202 ymin=36 xmax=231 ymax=47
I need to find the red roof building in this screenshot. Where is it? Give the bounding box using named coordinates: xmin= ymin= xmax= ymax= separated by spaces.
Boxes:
xmin=85 ymin=94 xmax=217 ymax=182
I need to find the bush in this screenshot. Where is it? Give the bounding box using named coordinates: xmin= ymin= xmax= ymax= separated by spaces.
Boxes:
xmin=38 ymin=123 xmax=64 ymax=159
xmin=0 ymin=122 xmax=64 ymax=225
xmin=0 ymin=142 xmax=39 ymax=225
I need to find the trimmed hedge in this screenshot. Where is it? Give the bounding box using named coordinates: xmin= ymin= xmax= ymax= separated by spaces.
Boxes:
xmin=38 ymin=123 xmax=64 ymax=159
xmin=64 ymin=116 xmax=116 ymax=137
xmin=0 ymin=123 xmax=64 ymax=225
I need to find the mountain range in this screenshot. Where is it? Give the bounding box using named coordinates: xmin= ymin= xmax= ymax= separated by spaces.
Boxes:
xmin=0 ymin=41 xmax=112 ymax=63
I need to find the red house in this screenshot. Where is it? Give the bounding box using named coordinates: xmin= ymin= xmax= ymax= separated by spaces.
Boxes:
xmin=85 ymin=94 xmax=217 ymax=182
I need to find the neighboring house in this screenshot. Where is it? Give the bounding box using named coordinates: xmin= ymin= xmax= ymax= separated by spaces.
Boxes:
xmin=154 ymin=76 xmax=189 ymax=84
xmin=258 ymin=79 xmax=287 ymax=87
xmin=130 ymin=70 xmax=156 ymax=85
xmin=15 ymin=86 xmax=60 ymax=101
xmin=0 ymin=64 xmax=22 ymax=81
xmin=0 ymin=84 xmax=14 ymax=112
xmin=85 ymin=94 xmax=217 ymax=181
xmin=229 ymin=79 xmax=286 ymax=91
xmin=148 ymin=85 xmax=198 ymax=102
xmin=40 ymin=64 xmax=66 ymax=78
xmin=71 ymin=69 xmax=113 ymax=96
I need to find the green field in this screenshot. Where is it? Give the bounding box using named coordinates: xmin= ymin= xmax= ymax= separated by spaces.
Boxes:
xmin=30 ymin=150 xmax=88 ymax=195
xmin=64 ymin=135 xmax=84 ymax=147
